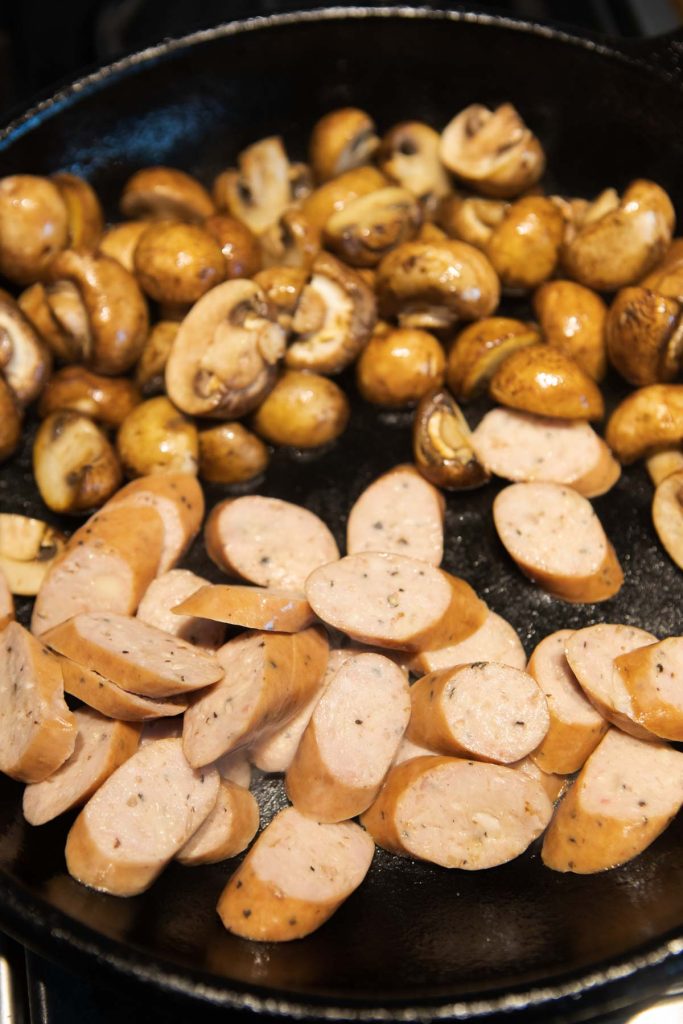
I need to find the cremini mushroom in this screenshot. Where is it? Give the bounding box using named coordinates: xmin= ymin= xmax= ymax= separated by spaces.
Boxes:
xmin=356 ymin=322 xmax=446 ymax=407
xmin=309 ymin=108 xmax=379 ymax=183
xmin=652 ymin=469 xmax=683 ymax=570
xmin=33 ymin=410 xmax=122 ymax=514
xmin=377 ymin=121 xmax=452 ymax=214
xmin=116 ymin=396 xmax=198 ymax=478
xmin=165 ymin=279 xmax=286 ymax=418
xmin=251 ymin=369 xmax=349 ymax=448
xmin=0 ymin=514 xmax=66 ymax=596
xmin=260 ymin=209 xmax=322 ymax=270
xmin=447 ymin=317 xmax=541 ymax=402
xmin=216 ymin=136 xmax=299 ymax=235
xmin=253 ymin=266 xmax=309 ymax=331
xmin=19 ymin=281 xmax=92 ymax=364
xmin=301 ymin=166 xmax=387 ymax=230
xmin=562 ymin=180 xmax=675 ymax=291
xmin=204 ymin=214 xmax=262 ymax=278
xmin=286 ymin=252 xmax=377 ymax=373
xmin=437 ymin=194 xmax=509 ymax=249
xmin=413 ymin=387 xmax=489 ymax=489
xmin=134 ymin=220 xmax=226 ymax=305
xmin=323 ymin=187 xmax=422 ymax=267
xmin=606 ymin=287 xmax=683 ymax=387
xmin=52 ymin=173 xmax=104 ymax=250
xmin=98 ymin=221 xmax=149 ymax=273
xmin=641 ymin=238 xmax=683 ymax=301
xmin=605 ymin=384 xmax=683 ymax=464
xmin=484 ymin=196 xmax=565 ymax=290
xmin=376 ymin=238 xmax=500 ymax=329
xmin=199 ymin=422 xmax=270 ymax=484
xmin=489 ymin=344 xmax=605 ymax=421
xmin=0 ymin=376 xmax=22 ymax=462
xmin=0 ymin=175 xmax=69 ymax=284
xmin=38 ymin=366 xmax=141 ymax=428
xmin=533 ymin=279 xmax=607 ymax=381
xmin=120 ymin=166 xmax=215 ymax=223
xmin=134 ymin=321 xmax=179 ymax=396
xmin=0 ymin=294 xmax=52 ymax=406
xmin=646 ymin=449 xmax=683 ymax=486
xmin=440 ymin=103 xmax=545 ymax=198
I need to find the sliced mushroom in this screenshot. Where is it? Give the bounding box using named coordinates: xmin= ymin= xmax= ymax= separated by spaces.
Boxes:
xmin=0 ymin=376 xmax=22 ymax=462
xmin=260 ymin=209 xmax=321 ymax=270
xmin=0 ymin=515 xmax=66 ymax=596
xmin=647 ymin=449 xmax=683 ymax=486
xmin=447 ymin=317 xmax=541 ymax=402
xmin=134 ymin=321 xmax=179 ymax=396
xmin=533 ymin=279 xmax=607 ymax=381
xmin=309 ymin=108 xmax=379 ymax=183
xmin=199 ymin=422 xmax=270 ymax=485
xmin=356 ymin=322 xmax=446 ymax=407
xmin=606 ymin=287 xmax=683 ymax=387
xmin=38 ymin=366 xmax=141 ymax=428
xmin=562 ymin=180 xmax=675 ymax=291
xmin=165 ymin=279 xmax=286 ymax=418
xmin=133 ymin=220 xmax=226 ymax=305
xmin=653 ymin=469 xmax=683 ymax=569
xmin=120 ymin=166 xmax=215 ymax=223
xmin=98 ymin=221 xmax=149 ymax=274
xmin=376 ymin=239 xmax=500 ymax=329
xmin=33 ymin=411 xmax=122 ymax=514
xmin=440 ymin=103 xmax=545 ymax=198
xmin=489 ymin=344 xmax=605 ymax=421
xmin=286 ymin=252 xmax=377 ymax=374
xmin=377 ymin=121 xmax=452 ymax=214
xmin=116 ymin=396 xmax=198 ymax=478
xmin=52 ymin=172 xmax=104 ymax=249
xmin=0 ymin=175 xmax=69 ymax=284
xmin=253 ymin=266 xmax=309 ymax=331
xmin=413 ymin=387 xmax=489 ymax=489
xmin=324 ymin=187 xmax=422 ymax=267
xmin=301 ymin=166 xmax=387 ymax=230
xmin=204 ymin=214 xmax=263 ymax=278
xmin=484 ymin=196 xmax=565 ymax=291
xmin=605 ymin=384 xmax=683 ymax=464
xmin=251 ymin=369 xmax=349 ymax=448
xmin=437 ymin=194 xmax=509 ymax=248
xmin=641 ymin=238 xmax=683 ymax=302
xmin=0 ymin=295 xmax=52 ymax=406
xmin=18 ymin=281 xmax=92 ymax=364
xmin=217 ymin=137 xmax=296 ymax=235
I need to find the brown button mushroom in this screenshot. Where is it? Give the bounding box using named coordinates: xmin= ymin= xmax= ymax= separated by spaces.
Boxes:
xmin=605 ymin=384 xmax=683 ymax=464
xmin=260 ymin=209 xmax=321 ymax=271
xmin=562 ymin=180 xmax=675 ymax=292
xmin=198 ymin=422 xmax=270 ymax=485
xmin=251 ymin=369 xmax=349 ymax=448
xmin=324 ymin=187 xmax=422 ymax=268
xmin=413 ymin=387 xmax=489 ymax=489
xmin=0 ymin=175 xmax=69 ymax=284
xmin=0 ymin=515 xmax=66 ymax=596
xmin=52 ymin=173 xmax=104 ymax=250
xmin=0 ymin=376 xmax=22 ymax=462
xmin=533 ymin=279 xmax=607 ymax=381
xmin=204 ymin=214 xmax=262 ymax=278
xmin=440 ymin=103 xmax=545 ymax=198
xmin=216 ymin=136 xmax=299 ymax=235
xmin=38 ymin=366 xmax=141 ymax=428
xmin=165 ymin=279 xmax=286 ymax=418
xmin=253 ymin=266 xmax=309 ymax=331
xmin=98 ymin=220 xmax=149 ymax=273
xmin=489 ymin=344 xmax=605 ymax=421
xmin=134 ymin=220 xmax=226 ymax=305
xmin=286 ymin=252 xmax=377 ymax=374
xmin=640 ymin=238 xmax=683 ymax=301
xmin=606 ymin=287 xmax=683 ymax=387
xmin=646 ymin=449 xmax=683 ymax=486
xmin=134 ymin=321 xmax=179 ymax=396
xmin=484 ymin=196 xmax=565 ymax=291
xmin=309 ymin=108 xmax=379 ymax=183
xmin=356 ymin=323 xmax=446 ymax=407
xmin=17 ymin=281 xmax=88 ymax=364
xmin=437 ymin=194 xmax=509 ymax=249
xmin=447 ymin=317 xmax=541 ymax=402
xmin=0 ymin=294 xmax=52 ymax=406
xmin=377 ymin=121 xmax=452 ymax=214
xmin=33 ymin=410 xmax=122 ymax=514
xmin=120 ymin=166 xmax=215 ymax=223
xmin=116 ymin=396 xmax=198 ymax=478
xmin=301 ymin=166 xmax=388 ymax=230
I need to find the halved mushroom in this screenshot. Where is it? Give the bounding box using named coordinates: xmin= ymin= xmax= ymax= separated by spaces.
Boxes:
xmin=376 ymin=239 xmax=500 ymax=329
xmin=133 ymin=220 xmax=226 ymax=305
xmin=309 ymin=108 xmax=379 ymax=183
xmin=116 ymin=396 xmax=198 ymax=478
xmin=489 ymin=345 xmax=605 ymax=421
xmin=0 ymin=295 xmax=52 ymax=406
xmin=356 ymin=322 xmax=446 ymax=407
xmin=199 ymin=422 xmax=270 ymax=485
xmin=413 ymin=387 xmax=489 ymax=489
xmin=251 ymin=369 xmax=349 ymax=448
xmin=606 ymin=287 xmax=683 ymax=387
xmin=216 ymin=137 xmax=297 ymax=235
xmin=38 ymin=366 xmax=141 ymax=428
xmin=260 ymin=209 xmax=322 ymax=270
xmin=0 ymin=376 xmax=22 ymax=462
xmin=377 ymin=121 xmax=452 ymax=214
xmin=286 ymin=252 xmax=377 ymax=374
xmin=447 ymin=317 xmax=541 ymax=402
xmin=98 ymin=221 xmax=149 ymax=273
xmin=253 ymin=266 xmax=309 ymax=331
xmin=33 ymin=410 xmax=122 ymax=514
xmin=533 ymin=279 xmax=607 ymax=381
xmin=134 ymin=321 xmax=179 ymax=396
xmin=120 ymin=166 xmax=215 ymax=223
xmin=0 ymin=514 xmax=67 ymax=596
xmin=52 ymin=173 xmax=104 ymax=249
xmin=437 ymin=194 xmax=509 ymax=249
xmin=440 ymin=103 xmax=545 ymax=198
xmin=324 ymin=187 xmax=422 ymax=267
xmin=606 ymin=385 xmax=683 ymax=464
xmin=562 ymin=180 xmax=675 ymax=292
xmin=484 ymin=196 xmax=565 ymax=291
xmin=0 ymin=175 xmax=69 ymax=284
xmin=640 ymin=238 xmax=683 ymax=302
xmin=301 ymin=166 xmax=388 ymax=230
xmin=165 ymin=279 xmax=286 ymax=418
xmin=653 ymin=470 xmax=683 ymax=569
xmin=204 ymin=214 xmax=263 ymax=278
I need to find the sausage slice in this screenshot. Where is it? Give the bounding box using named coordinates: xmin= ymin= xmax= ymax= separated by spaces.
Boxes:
xmin=176 ymin=780 xmax=259 ymax=866
xmin=392 ymin=735 xmax=437 ymax=766
xmin=23 ymin=709 xmax=140 ymax=825
xmin=59 ymin=655 xmax=188 ymax=721
xmin=173 ymin=584 xmax=315 ymax=633
xmin=614 ymin=637 xmax=683 ymax=740
xmin=509 ymin=755 xmax=568 ymax=804
xmin=213 ymin=750 xmax=252 ymax=789
xmin=217 ymin=806 xmax=374 ymax=941
xmin=411 ymin=609 xmax=526 ymax=675
xmin=286 ymin=652 xmax=411 ymax=822
xmin=137 ymin=570 xmax=225 ymax=649
xmin=542 ymin=729 xmax=683 ymax=873
xmin=0 ymin=622 xmax=77 ymax=783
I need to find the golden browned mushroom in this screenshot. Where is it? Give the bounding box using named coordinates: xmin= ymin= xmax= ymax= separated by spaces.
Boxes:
xmin=0 ymin=376 xmax=22 ymax=462
xmin=417 ymin=223 xmax=448 ymax=244
xmin=0 ymin=294 xmax=51 ymax=406
xmin=134 ymin=220 xmax=226 ymax=305
xmin=324 ymin=187 xmax=422 ymax=267
xmin=217 ymin=137 xmax=298 ymax=235
xmin=165 ymin=279 xmax=286 ymax=418
xmin=413 ymin=387 xmax=489 ymax=489
xmin=377 ymin=121 xmax=451 ymax=214
xmin=606 ymin=287 xmax=683 ymax=387
xmin=98 ymin=220 xmax=149 ymax=273
xmin=260 ymin=209 xmax=321 ymax=270
xmin=33 ymin=410 xmax=122 ymax=514
xmin=440 ymin=103 xmax=545 ymax=198
xmin=286 ymin=252 xmax=376 ymax=374
xmin=484 ymin=196 xmax=565 ymax=291
xmin=251 ymin=369 xmax=349 ymax=448
xmin=447 ymin=317 xmax=541 ymax=402
xmin=120 ymin=166 xmax=215 ymax=223
xmin=606 ymin=384 xmax=683 ymax=464
xmin=646 ymin=449 xmax=683 ymax=486
xmin=652 ymin=469 xmax=683 ymax=569
xmin=376 ymin=238 xmax=500 ymax=329
xmin=204 ymin=214 xmax=262 ymax=278
xmin=309 ymin=108 xmax=379 ymax=183
xmin=199 ymin=422 xmax=270 ymax=485
xmin=437 ymin=194 xmax=509 ymax=248
xmin=302 ymin=166 xmax=387 ymax=230
xmin=18 ymin=280 xmax=91 ymax=364
xmin=0 ymin=175 xmax=69 ymax=284
xmin=489 ymin=344 xmax=604 ymax=421
xmin=640 ymin=238 xmax=683 ymax=301
xmin=0 ymin=514 xmax=66 ymax=596
xmin=356 ymin=323 xmax=446 ymax=407
xmin=562 ymin=180 xmax=675 ymax=291
xmin=533 ymin=279 xmax=607 ymax=381
xmin=116 ymin=396 xmax=198 ymax=478
xmin=38 ymin=366 xmax=141 ymax=428
xmin=52 ymin=173 xmax=104 ymax=250
xmin=253 ymin=266 xmax=309 ymax=331
xmin=134 ymin=321 xmax=179 ymax=396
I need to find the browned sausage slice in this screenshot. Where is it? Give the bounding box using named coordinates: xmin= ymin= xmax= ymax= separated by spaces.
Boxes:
xmin=527 ymin=629 xmax=608 ymax=774
xmin=411 ymin=609 xmax=526 ymax=675
xmin=493 ymin=482 xmax=623 ymax=603
xmin=0 ymin=622 xmax=77 ymax=783
xmin=213 ymin=750 xmax=252 ymax=789
xmin=23 ymin=709 xmax=140 ymax=825
xmin=216 ymin=806 xmax=374 ymax=941
xmin=346 ymin=464 xmax=445 ymax=565
xmin=614 ymin=637 xmax=683 ymax=740
xmin=508 ymin=755 xmax=568 ymax=803
xmin=407 ymin=662 xmax=549 ymax=764
xmin=60 ymin=655 xmax=188 ymax=721
xmin=542 ymin=729 xmax=683 ymax=873
xmin=139 ymin=718 xmax=183 ymax=746
xmin=392 ymin=735 xmax=438 ymax=765
xmin=44 ymin=613 xmax=224 ymax=698
xmin=361 ymin=755 xmax=552 ymax=868
xmin=205 ymin=495 xmax=339 ymax=591
xmin=286 ymin=652 xmax=411 ymax=822
xmin=176 ymin=780 xmax=259 ymax=866
xmin=173 ymin=584 xmax=315 ymax=633
xmin=137 ymin=570 xmax=225 ymax=649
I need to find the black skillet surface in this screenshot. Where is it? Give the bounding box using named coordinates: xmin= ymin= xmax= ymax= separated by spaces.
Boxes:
xmin=1 ymin=7 xmax=683 ymax=1021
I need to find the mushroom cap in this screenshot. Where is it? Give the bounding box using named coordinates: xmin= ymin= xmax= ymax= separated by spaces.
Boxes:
xmin=533 ymin=279 xmax=607 ymax=381
xmin=0 ymin=175 xmax=69 ymax=285
xmin=134 ymin=220 xmax=226 ymax=305
xmin=640 ymin=237 xmax=683 ymax=302
xmin=356 ymin=324 xmax=446 ymax=407
xmin=489 ymin=344 xmax=605 ymax=421
xmin=302 ymin=166 xmax=388 ymax=230
xmin=251 ymin=369 xmax=350 ymax=448
xmin=485 ymin=196 xmax=565 ymax=291
xmin=447 ymin=317 xmax=541 ymax=402
xmin=204 ymin=215 xmax=262 ymax=278
xmin=438 ymin=194 xmax=509 ymax=249
xmin=18 ymin=280 xmax=91 ymax=364
xmin=0 ymin=376 xmax=22 ymax=462
xmin=33 ymin=410 xmax=122 ymax=514
xmin=606 ymin=384 xmax=683 ymax=463
xmin=52 ymin=172 xmax=105 ymax=250
xmin=116 ymin=395 xmax=198 ymax=478
xmin=606 ymin=287 xmax=683 ymax=387
xmin=38 ymin=366 xmax=141 ymax=428
xmin=98 ymin=220 xmax=149 ymax=274
xmin=0 ymin=295 xmax=52 ymax=406
xmin=198 ymin=422 xmax=269 ymax=485
xmin=120 ymin=166 xmax=215 ymax=223
xmin=324 ymin=187 xmax=422 ymax=268
xmin=309 ymin=107 xmax=379 ymax=183
xmin=134 ymin=321 xmax=179 ymax=397
xmin=221 ymin=136 xmax=296 ymax=235
xmin=260 ymin=209 xmax=322 ymax=271
xmin=377 ymin=121 xmax=452 ymax=208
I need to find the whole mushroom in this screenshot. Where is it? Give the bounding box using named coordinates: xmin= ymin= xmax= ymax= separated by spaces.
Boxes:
xmin=0 ymin=175 xmax=69 ymax=285
xmin=484 ymin=196 xmax=565 ymax=291
xmin=309 ymin=108 xmax=379 ymax=183
xmin=356 ymin=323 xmax=446 ymax=407
xmin=533 ymin=279 xmax=607 ymax=381
xmin=606 ymin=287 xmax=683 ymax=387
xmin=33 ymin=410 xmax=122 ymax=514
xmin=134 ymin=220 xmax=226 ymax=305
xmin=251 ymin=369 xmax=349 ymax=448
xmin=120 ymin=166 xmax=215 ymax=223
xmin=116 ymin=396 xmax=198 ymax=477
xmin=377 ymin=121 xmax=452 ymax=214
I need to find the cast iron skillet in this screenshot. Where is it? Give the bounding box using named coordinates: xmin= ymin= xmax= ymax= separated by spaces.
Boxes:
xmin=1 ymin=7 xmax=683 ymax=1022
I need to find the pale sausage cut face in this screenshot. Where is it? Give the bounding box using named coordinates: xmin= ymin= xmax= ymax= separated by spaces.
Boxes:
xmin=530 ymin=630 xmax=605 ymax=728
xmin=416 ymin=610 xmax=526 ymax=674
xmin=137 ymin=570 xmax=225 ymax=649
xmin=32 ymin=546 xmax=139 ymax=636
xmin=615 ymin=636 xmax=683 ymax=740
xmin=579 ymin=730 xmax=683 ymax=821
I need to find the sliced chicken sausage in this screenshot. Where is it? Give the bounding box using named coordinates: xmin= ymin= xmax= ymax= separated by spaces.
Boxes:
xmin=411 ymin=609 xmax=526 ymax=675
xmin=614 ymin=637 xmax=683 ymax=741
xmin=176 ymin=780 xmax=259 ymax=866
xmin=173 ymin=584 xmax=315 ymax=633
xmin=59 ymin=655 xmax=188 ymax=721
xmin=136 ymin=570 xmax=225 ymax=649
